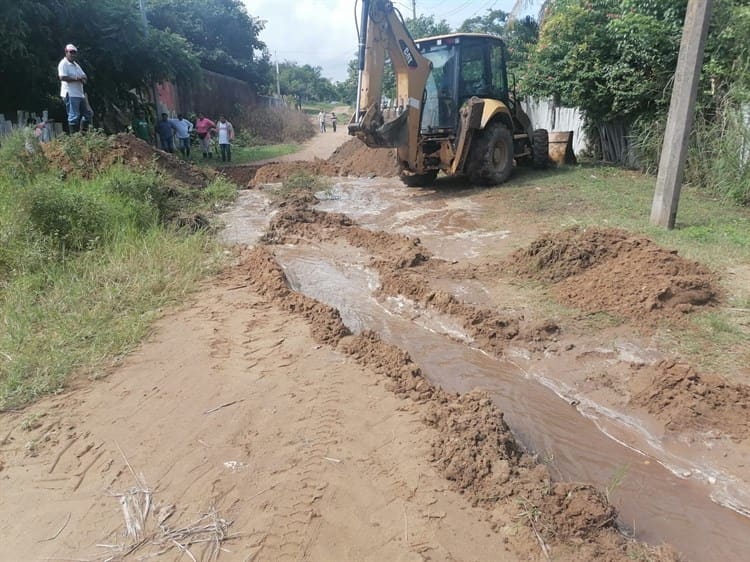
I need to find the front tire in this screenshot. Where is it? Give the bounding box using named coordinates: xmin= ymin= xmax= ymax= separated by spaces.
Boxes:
xmin=400 ymin=170 xmax=438 ymax=187
xmin=467 ymin=122 xmax=514 ymax=186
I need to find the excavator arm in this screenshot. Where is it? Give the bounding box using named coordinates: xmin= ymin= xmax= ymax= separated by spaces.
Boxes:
xmin=348 ymin=0 xmax=431 ymax=170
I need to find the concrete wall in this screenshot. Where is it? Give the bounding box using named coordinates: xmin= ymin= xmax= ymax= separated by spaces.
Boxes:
xmin=152 ymin=69 xmax=258 ymax=118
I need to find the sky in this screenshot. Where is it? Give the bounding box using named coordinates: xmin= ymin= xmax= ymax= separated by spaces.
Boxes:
xmin=243 ymin=0 xmax=539 ymax=83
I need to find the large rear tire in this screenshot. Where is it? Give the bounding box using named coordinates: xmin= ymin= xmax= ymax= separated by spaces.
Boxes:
xmin=532 ymin=128 xmax=550 ymax=169
xmin=400 ymin=170 xmax=438 ymax=187
xmin=467 ymin=121 xmax=514 ymax=186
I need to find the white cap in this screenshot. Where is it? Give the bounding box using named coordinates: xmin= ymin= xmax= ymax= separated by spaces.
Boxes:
xmin=65 ymin=44 xmax=78 ymax=52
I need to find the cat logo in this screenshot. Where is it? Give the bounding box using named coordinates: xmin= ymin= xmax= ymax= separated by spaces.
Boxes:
xmin=399 ymin=40 xmax=418 ymax=68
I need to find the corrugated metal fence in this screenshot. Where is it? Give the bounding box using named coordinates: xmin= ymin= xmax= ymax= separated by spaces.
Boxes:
xmin=521 ymin=97 xmax=589 ymax=155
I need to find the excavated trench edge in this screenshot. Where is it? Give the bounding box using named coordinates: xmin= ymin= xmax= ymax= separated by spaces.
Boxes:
xmin=235 ymin=244 xmax=677 ymax=562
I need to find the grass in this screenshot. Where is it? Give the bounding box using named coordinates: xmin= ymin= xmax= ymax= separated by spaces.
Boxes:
xmin=0 ymin=130 xmax=234 ymax=409
xmin=227 ymin=143 xmax=299 ymax=164
xmin=494 ymin=163 xmax=750 ymax=375
xmin=504 ymin=164 xmax=750 ymax=268
xmin=184 ymin=142 xmax=300 ymax=166
xmin=1 ymin=232 xmax=224 ymax=408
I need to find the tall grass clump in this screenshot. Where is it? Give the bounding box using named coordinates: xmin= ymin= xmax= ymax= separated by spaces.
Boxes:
xmin=0 ymin=129 xmax=48 ymax=184
xmin=689 ymin=86 xmax=750 ymax=205
xmin=0 ymin=131 xmax=234 ymax=408
xmin=631 ymin=84 xmax=750 ymax=205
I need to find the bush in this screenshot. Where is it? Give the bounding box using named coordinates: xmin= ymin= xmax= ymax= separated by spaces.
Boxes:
xmin=25 ymin=175 xmax=160 ymax=253
xmin=0 ymin=129 xmax=49 ymax=184
xmin=630 ymin=86 xmax=750 ymax=205
xmin=235 ymin=104 xmax=316 ymax=144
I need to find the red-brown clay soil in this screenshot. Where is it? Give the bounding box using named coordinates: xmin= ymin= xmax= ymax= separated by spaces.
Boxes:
xmin=632 ymin=359 xmax=750 ymax=441
xmin=262 ymin=194 xmax=749 ymax=451
xmin=250 ymin=138 xmax=398 ymax=186
xmin=238 ymin=246 xmax=676 ymax=561
xmin=505 ymin=226 xmax=720 ymax=321
xmin=41 ymin=133 xmax=216 ymax=187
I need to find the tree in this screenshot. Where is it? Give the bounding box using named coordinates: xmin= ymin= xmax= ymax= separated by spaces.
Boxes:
xmin=406 ymin=15 xmax=451 ymax=39
xmin=0 ymin=0 xmax=200 ymax=120
xmin=146 ymin=0 xmax=271 ymax=86
xmin=278 ymin=62 xmax=336 ymax=102
xmin=457 ymin=8 xmax=539 ymax=77
xmin=458 ymin=8 xmax=509 ymax=35
xmin=523 ymin=0 xmax=685 ymax=123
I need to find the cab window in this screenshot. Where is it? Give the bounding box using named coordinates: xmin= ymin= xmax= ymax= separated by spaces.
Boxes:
xmin=490 ymin=43 xmax=508 ymax=98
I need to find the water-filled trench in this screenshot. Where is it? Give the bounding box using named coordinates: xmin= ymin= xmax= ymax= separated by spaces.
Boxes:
xmin=221 ymin=179 xmax=750 ymax=561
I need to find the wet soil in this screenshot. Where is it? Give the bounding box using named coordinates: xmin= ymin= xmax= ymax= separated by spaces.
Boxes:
xmin=257 ymin=185 xmax=750 ymax=560
xmin=4 ymin=131 xmax=750 ymax=561
xmin=239 ymin=245 xmax=674 ymax=561
xmin=505 ymin=226 xmax=719 ymax=321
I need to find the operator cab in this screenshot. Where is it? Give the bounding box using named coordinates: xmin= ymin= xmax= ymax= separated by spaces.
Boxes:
xmin=415 ymin=33 xmax=509 ymax=135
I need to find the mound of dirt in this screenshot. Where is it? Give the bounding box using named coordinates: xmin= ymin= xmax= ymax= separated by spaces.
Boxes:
xmin=110 ymin=134 xmax=216 ymax=188
xmin=327 ymin=138 xmax=399 ymax=177
xmin=507 ymin=227 xmax=719 ymax=320
xmin=252 ymin=159 xmax=340 ymax=185
xmin=41 ymin=133 xmax=216 ymax=188
xmin=632 ymin=360 xmax=750 ymax=440
xmin=506 ymin=227 xmax=632 ymax=282
xmin=251 ymin=138 xmax=399 ymax=185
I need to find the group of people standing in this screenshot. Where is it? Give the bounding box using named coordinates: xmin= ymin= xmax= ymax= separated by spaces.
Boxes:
xmin=318 ymin=111 xmax=337 ymax=133
xmin=132 ymin=111 xmax=235 ymax=162
xmin=59 ymin=43 xmax=236 ymax=162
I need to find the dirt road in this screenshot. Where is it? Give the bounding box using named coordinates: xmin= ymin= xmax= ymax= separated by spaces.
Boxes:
xmin=2 ymin=129 xmax=749 ymax=561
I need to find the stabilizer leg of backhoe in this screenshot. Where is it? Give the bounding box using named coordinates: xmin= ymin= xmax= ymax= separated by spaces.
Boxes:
xmin=450 ymin=98 xmax=485 ymax=175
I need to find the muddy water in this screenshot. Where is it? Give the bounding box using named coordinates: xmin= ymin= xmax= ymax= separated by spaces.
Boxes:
xmin=274 ymin=242 xmax=750 ymax=561
xmin=221 ymin=180 xmax=750 ymax=560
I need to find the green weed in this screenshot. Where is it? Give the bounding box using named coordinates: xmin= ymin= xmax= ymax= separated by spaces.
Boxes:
xmin=604 ymin=464 xmax=629 ymax=503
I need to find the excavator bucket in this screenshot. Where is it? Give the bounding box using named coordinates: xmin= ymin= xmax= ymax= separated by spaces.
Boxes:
xmin=349 ymin=105 xmax=408 ymax=148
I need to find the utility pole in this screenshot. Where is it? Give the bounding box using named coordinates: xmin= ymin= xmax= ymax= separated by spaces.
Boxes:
xmin=650 ymin=0 xmax=712 ymax=229
xmin=412 ymin=0 xmax=416 ymax=20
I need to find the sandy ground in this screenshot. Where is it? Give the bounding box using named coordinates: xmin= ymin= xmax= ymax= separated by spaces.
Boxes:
xmin=2 ymin=126 xmax=749 ymax=561
xmin=0 ymin=269 xmax=520 ymax=561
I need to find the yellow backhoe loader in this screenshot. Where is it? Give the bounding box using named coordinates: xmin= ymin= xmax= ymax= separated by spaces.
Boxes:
xmin=348 ymin=0 xmax=548 ymax=187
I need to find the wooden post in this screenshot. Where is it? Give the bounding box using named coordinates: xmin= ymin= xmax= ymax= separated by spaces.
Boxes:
xmin=650 ymin=0 xmax=712 ymax=229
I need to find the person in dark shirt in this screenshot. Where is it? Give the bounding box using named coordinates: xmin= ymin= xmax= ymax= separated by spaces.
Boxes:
xmin=155 ymin=113 xmax=176 ymax=153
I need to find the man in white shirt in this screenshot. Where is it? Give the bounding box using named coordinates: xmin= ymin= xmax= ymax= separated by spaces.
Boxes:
xmin=216 ymin=115 xmax=235 ymax=162
xmin=57 ymin=44 xmax=92 ymax=133
xmin=170 ymin=113 xmax=194 ymax=158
